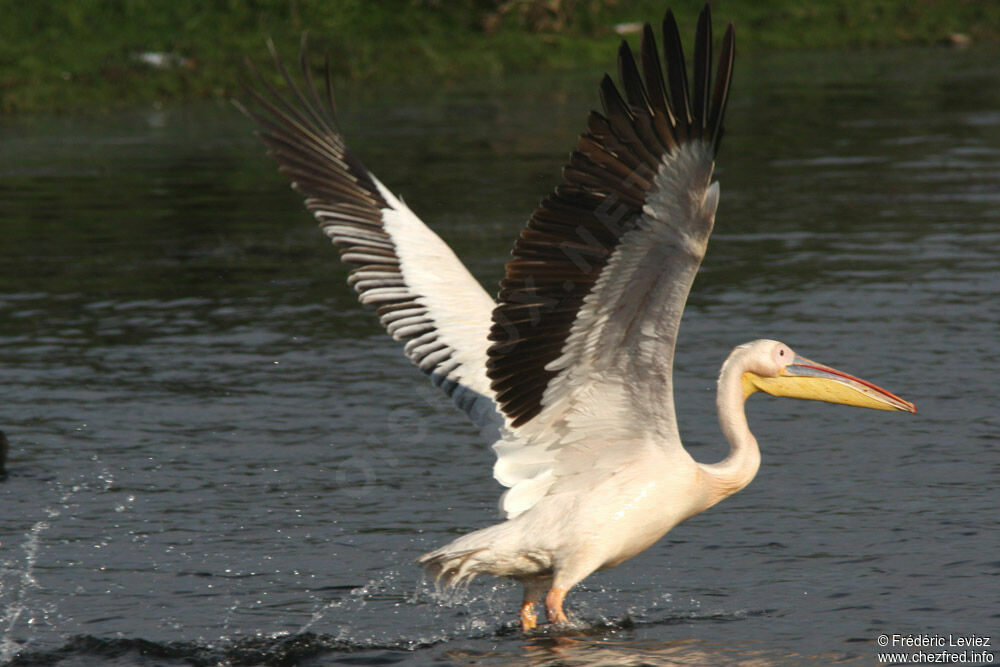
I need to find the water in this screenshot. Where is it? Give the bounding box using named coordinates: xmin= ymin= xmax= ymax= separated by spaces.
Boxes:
xmin=1 ymin=45 xmax=998 ymax=665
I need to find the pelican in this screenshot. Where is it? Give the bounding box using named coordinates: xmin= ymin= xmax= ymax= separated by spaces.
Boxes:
xmin=241 ymin=5 xmax=915 ymax=631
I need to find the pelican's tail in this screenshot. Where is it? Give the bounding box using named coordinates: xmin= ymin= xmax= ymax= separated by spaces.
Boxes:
xmin=418 ymin=547 xmax=489 ymax=588
xmin=417 ymin=521 xmax=549 ymax=588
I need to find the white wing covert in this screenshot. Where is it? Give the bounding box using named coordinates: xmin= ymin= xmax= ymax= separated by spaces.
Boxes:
xmin=241 ymin=46 xmax=502 ymax=436
xmin=486 ymin=7 xmax=735 ymax=517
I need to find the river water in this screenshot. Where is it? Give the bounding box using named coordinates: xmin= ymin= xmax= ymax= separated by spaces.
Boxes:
xmin=0 ymin=44 xmax=997 ymax=666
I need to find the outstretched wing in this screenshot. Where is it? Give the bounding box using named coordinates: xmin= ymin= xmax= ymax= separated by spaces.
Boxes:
xmin=488 ymin=6 xmax=735 ymax=516
xmin=240 ymin=44 xmax=502 ymax=436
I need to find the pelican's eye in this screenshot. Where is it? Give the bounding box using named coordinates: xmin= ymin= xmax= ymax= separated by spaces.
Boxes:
xmin=773 ymin=344 xmax=793 ymax=367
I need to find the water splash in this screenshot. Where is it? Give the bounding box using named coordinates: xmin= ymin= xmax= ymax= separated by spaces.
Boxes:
xmin=296 ymin=566 xmax=516 ymax=647
xmin=0 ymin=493 xmax=70 ymax=662
xmin=0 ymin=459 xmax=121 ymax=662
xmin=298 ymin=568 xmax=408 ymax=636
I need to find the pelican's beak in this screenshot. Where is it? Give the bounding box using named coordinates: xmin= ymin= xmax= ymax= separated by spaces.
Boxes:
xmin=744 ymin=355 xmax=916 ymax=413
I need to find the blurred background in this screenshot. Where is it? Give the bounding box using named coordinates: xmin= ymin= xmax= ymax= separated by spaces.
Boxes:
xmin=2 ymin=0 xmax=999 ymax=112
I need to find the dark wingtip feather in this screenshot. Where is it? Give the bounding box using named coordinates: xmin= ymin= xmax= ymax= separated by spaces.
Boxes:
xmin=617 ymin=40 xmax=649 ymax=112
xmin=640 ymin=22 xmax=679 ymax=150
xmin=707 ymin=22 xmax=735 ymax=154
xmin=661 ymin=8 xmax=691 ymax=137
xmin=639 ymin=23 xmax=668 ymax=116
xmin=598 ymin=73 xmax=632 ymax=123
xmin=692 ymin=4 xmax=712 ymax=137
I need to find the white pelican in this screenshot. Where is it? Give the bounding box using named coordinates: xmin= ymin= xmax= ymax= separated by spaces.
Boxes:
xmin=241 ymin=5 xmax=915 ymax=631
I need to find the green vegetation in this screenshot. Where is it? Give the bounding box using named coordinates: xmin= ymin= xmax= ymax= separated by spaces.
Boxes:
xmin=1 ymin=0 xmax=998 ymax=113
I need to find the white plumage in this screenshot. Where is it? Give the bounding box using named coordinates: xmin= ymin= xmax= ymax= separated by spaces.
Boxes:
xmin=242 ymin=4 xmax=915 ymax=631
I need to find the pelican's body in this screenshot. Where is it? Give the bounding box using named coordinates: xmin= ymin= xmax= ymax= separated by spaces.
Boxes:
xmin=243 ymin=4 xmax=915 ymax=631
xmin=436 ymin=445 xmax=704 ymax=577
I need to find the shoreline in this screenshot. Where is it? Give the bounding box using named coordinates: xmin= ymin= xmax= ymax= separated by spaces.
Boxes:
xmin=1 ymin=1 xmax=997 ymax=114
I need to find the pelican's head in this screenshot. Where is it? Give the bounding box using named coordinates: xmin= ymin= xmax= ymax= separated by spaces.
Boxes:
xmin=738 ymin=340 xmax=916 ymax=412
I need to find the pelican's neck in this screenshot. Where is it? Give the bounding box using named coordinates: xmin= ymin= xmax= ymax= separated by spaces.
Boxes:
xmin=698 ymin=350 xmax=762 ymax=507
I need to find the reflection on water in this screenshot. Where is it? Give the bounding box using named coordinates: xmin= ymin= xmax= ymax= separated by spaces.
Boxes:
xmin=468 ymin=635 xmax=855 ymax=666
xmin=0 ymin=44 xmax=998 ymax=665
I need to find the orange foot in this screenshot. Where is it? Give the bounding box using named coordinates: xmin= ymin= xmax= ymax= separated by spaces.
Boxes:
xmin=520 ymin=600 xmax=538 ymax=632
xmin=545 ymin=587 xmax=569 ymax=625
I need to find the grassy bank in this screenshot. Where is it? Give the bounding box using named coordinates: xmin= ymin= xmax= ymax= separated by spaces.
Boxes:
xmin=1 ymin=0 xmax=998 ymax=113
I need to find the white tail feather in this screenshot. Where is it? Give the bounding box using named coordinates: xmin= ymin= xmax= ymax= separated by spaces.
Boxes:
xmin=417 ymin=521 xmax=552 ymax=587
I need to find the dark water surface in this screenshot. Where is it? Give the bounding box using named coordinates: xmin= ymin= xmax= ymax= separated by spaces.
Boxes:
xmin=1 ymin=45 xmax=998 ymax=666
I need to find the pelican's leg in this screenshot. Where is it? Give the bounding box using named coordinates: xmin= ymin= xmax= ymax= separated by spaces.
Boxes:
xmin=545 ymin=587 xmax=569 ymax=625
xmin=519 ymin=578 xmax=548 ymax=631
